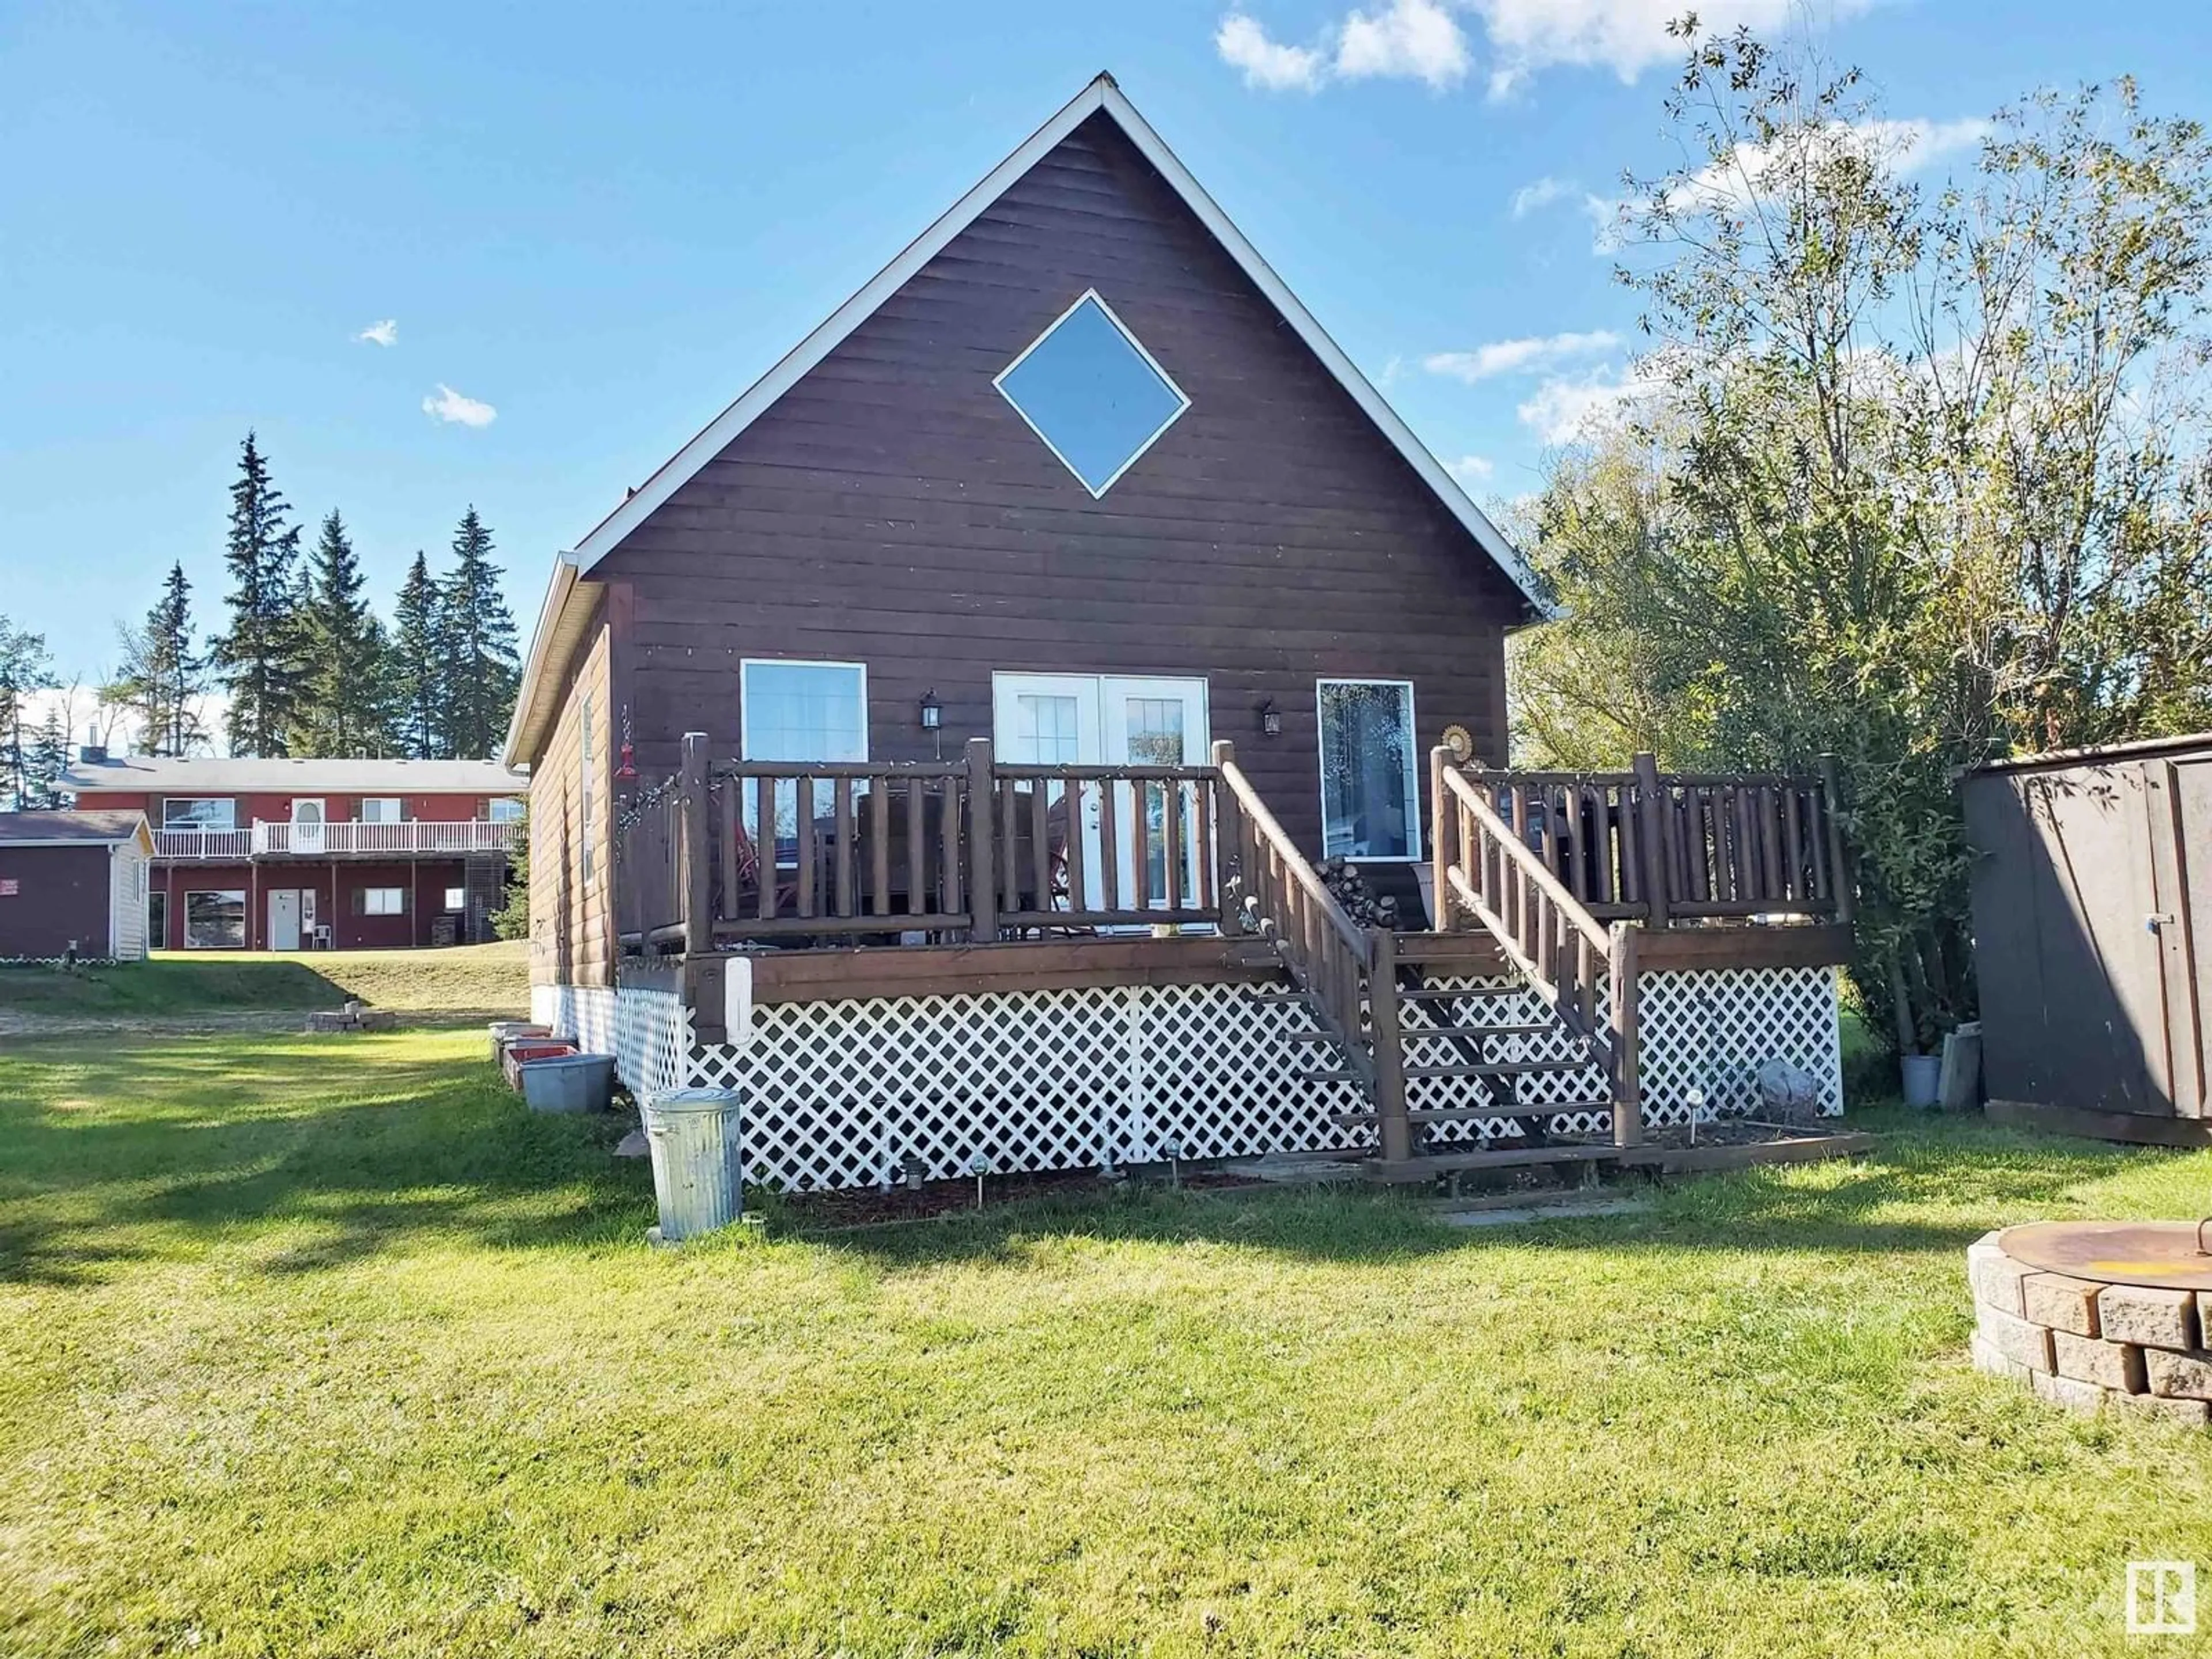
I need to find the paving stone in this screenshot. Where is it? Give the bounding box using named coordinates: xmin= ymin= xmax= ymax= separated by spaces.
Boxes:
xmin=2021 ymin=1272 xmax=2102 ymax=1337
xmin=2110 ymin=1391 xmax=2211 ymax=1426
xmin=2032 ymin=1369 xmax=2109 ymax=1415
xmin=2144 ymin=1348 xmax=2212 ymax=1401
xmin=2099 ymin=1285 xmax=2200 ymax=1351
xmin=1967 ymin=1240 xmax=2032 ymax=1318
xmin=1976 ymin=1302 xmax=2056 ymax=1373
xmin=2051 ymin=1329 xmax=2146 ymax=1393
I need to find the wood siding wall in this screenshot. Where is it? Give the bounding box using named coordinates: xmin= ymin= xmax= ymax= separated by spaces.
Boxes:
xmin=585 ymin=111 xmax=1527 ymax=859
xmin=529 ymin=609 xmax=612 ymax=987
xmin=0 ymin=845 xmax=114 ymax=959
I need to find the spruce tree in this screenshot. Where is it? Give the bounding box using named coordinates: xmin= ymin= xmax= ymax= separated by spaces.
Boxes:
xmin=210 ymin=432 xmax=306 ymax=756
xmin=0 ymin=618 xmax=54 ymax=809
xmin=438 ymin=506 xmax=520 ymax=759
xmin=389 ymin=551 xmax=445 ymax=759
xmin=107 ymin=563 xmax=208 ymax=756
xmin=292 ymin=510 xmax=386 ymax=756
xmin=22 ymin=710 xmax=70 ymax=809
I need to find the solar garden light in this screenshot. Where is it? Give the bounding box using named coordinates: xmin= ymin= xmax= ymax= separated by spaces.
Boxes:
xmin=1161 ymin=1135 xmax=1184 ymax=1188
xmin=903 ymin=1152 xmax=926 ymax=1192
xmin=968 ymin=1151 xmax=991 ymax=1209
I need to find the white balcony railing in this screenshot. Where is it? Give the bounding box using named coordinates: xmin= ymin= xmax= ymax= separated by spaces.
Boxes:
xmin=151 ymin=820 xmax=521 ymax=860
xmin=151 ymin=827 xmax=255 ymax=860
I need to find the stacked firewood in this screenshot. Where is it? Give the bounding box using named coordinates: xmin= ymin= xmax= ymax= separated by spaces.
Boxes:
xmin=1316 ymin=857 xmax=1399 ymax=929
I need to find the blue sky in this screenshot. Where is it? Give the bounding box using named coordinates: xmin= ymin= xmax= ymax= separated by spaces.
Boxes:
xmin=5 ymin=0 xmax=2210 ymax=691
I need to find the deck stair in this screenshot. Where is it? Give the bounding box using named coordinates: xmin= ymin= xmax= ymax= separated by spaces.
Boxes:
xmin=1213 ymin=743 xmax=1633 ymax=1183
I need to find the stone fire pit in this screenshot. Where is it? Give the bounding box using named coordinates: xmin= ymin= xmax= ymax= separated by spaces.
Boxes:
xmin=1969 ymin=1222 xmax=2212 ymax=1425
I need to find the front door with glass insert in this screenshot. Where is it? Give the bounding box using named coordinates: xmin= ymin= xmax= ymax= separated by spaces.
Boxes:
xmin=992 ymin=673 xmax=1208 ymax=919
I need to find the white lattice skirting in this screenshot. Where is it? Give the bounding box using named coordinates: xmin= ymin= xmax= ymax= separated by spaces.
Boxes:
xmin=535 ymin=963 xmax=1842 ymax=1191
xmin=532 ymin=982 xmax=694 ymax=1102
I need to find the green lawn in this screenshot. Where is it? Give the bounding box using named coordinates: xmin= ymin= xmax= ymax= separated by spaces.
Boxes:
xmin=5 ymin=1032 xmax=2211 ymax=1657
xmin=0 ymin=939 xmax=528 ymax=1020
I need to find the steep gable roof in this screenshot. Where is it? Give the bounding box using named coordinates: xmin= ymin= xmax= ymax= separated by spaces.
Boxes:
xmin=508 ymin=74 xmax=1544 ymax=764
xmin=567 ymin=74 xmax=1541 ymax=601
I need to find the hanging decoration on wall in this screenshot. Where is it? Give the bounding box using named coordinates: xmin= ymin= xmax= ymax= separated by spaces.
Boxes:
xmin=616 ymin=703 xmax=638 ymax=780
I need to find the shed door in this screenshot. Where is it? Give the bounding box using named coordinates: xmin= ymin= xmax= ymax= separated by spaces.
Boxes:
xmin=2149 ymin=760 xmax=2209 ymax=1117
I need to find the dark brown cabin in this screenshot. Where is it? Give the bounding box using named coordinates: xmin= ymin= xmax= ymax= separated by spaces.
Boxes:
xmin=508 ymin=76 xmax=1856 ymax=1190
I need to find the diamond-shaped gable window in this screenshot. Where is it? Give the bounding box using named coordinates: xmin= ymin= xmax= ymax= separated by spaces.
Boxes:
xmin=994 ymin=291 xmax=1190 ymax=496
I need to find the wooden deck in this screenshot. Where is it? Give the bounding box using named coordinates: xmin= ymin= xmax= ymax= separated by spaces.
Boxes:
xmin=611 ymin=737 xmax=1857 ymax=1178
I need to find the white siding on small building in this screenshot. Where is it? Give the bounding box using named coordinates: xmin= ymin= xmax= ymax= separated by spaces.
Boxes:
xmin=108 ymin=842 xmax=150 ymax=961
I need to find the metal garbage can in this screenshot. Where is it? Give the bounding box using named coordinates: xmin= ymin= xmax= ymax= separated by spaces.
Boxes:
xmin=642 ymin=1088 xmax=744 ymax=1243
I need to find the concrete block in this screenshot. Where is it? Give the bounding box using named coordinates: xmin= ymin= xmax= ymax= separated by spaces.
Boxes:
xmin=1968 ymin=1240 xmax=2032 ymax=1318
xmin=2145 ymin=1348 xmax=2212 ymax=1401
xmin=2032 ymin=1369 xmax=2108 ymax=1415
xmin=1976 ymin=1302 xmax=2056 ymax=1373
xmin=2098 ymin=1285 xmax=2199 ymax=1351
xmin=2051 ymin=1330 xmax=2146 ymax=1393
xmin=2110 ymin=1391 xmax=2211 ymax=1427
xmin=2021 ymin=1273 xmax=2102 ymax=1337
xmin=1971 ymin=1332 xmax=2032 ymax=1384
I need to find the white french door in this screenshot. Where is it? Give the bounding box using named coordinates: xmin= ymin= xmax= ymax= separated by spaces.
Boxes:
xmin=991 ymin=673 xmax=1209 ymax=919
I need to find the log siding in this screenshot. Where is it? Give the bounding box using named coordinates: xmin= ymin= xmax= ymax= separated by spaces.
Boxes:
xmin=582 ymin=112 xmax=1524 ymax=861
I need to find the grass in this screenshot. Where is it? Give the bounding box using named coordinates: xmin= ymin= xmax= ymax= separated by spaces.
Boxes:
xmin=0 ymin=939 xmax=528 ymax=1018
xmin=5 ymin=1033 xmax=2212 ymax=1656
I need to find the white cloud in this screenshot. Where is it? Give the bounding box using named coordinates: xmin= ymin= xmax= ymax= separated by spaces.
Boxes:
xmin=1509 ymin=176 xmax=1576 ymax=218
xmin=1515 ymin=363 xmax=1668 ymax=444
xmin=422 ymin=384 xmax=497 ymax=427
xmin=1215 ymin=13 xmax=1326 ymax=90
xmin=1217 ymin=0 xmax=1467 ymax=93
xmin=1335 ymin=0 xmax=1469 ymax=89
xmin=1475 ymin=0 xmax=1872 ymax=97
xmin=1424 ymin=329 xmax=1621 ymax=382
xmin=1446 ymin=454 xmax=1495 ymax=483
xmin=354 ymin=319 xmax=398 ymax=347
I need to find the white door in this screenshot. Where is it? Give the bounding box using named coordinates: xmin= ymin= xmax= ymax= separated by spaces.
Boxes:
xmin=268 ymin=888 xmax=301 ymax=952
xmin=290 ymin=798 xmax=325 ymax=855
xmin=991 ymin=673 xmax=1209 ymax=918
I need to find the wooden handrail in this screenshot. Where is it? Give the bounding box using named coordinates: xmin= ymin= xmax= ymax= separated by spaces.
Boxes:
xmin=1441 ymin=767 xmax=1612 ymax=955
xmin=1214 ymin=741 xmax=1403 ymax=1147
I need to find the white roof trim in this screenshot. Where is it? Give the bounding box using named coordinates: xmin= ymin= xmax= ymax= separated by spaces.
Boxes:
xmin=502 ymin=552 xmax=584 ymax=768
xmin=560 ymin=73 xmax=1549 ymax=614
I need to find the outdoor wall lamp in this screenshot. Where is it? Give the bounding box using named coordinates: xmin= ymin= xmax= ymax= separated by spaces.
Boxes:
xmin=919 ymin=690 xmax=942 ymax=731
xmin=1259 ymin=699 xmax=1282 ymax=737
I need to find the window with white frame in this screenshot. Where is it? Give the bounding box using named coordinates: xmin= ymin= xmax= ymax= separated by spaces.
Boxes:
xmin=162 ymin=797 xmax=235 ymax=831
xmin=741 ymin=660 xmax=868 ymax=846
xmin=355 ymin=887 xmax=406 ymax=916
xmin=487 ymin=797 xmax=525 ymax=823
xmin=443 ymin=887 xmax=465 ymax=911
xmin=359 ymin=798 xmax=404 ymax=824
xmin=1316 ymin=680 xmax=1421 ymax=862
xmin=183 ymin=889 xmax=245 ymax=948
xmin=994 ymin=291 xmax=1190 ymax=496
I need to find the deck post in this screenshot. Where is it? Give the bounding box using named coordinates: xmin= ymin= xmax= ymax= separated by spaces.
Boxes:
xmin=1210 ymin=740 xmax=1244 ymax=934
xmin=1817 ymin=754 xmax=1854 ymax=926
xmin=679 ymin=732 xmax=712 ymax=956
xmin=1368 ymin=926 xmax=1412 ymax=1166
xmin=1429 ymin=746 xmax=1454 ymax=931
xmin=965 ymin=737 xmax=997 ymax=944
xmin=1631 ymin=752 xmax=1670 ymax=929
xmin=1607 ymin=920 xmax=1643 ymax=1147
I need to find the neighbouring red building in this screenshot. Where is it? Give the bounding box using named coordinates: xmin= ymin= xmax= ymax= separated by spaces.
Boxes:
xmin=62 ymin=752 xmax=524 ymax=951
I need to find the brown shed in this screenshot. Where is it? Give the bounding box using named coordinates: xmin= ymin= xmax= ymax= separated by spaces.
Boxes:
xmin=1964 ymin=734 xmax=2211 ymax=1141
xmin=0 ymin=810 xmax=156 ymax=962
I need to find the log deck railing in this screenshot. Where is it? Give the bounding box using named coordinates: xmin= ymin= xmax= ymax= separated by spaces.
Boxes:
xmin=617 ymin=734 xmax=1225 ymax=952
